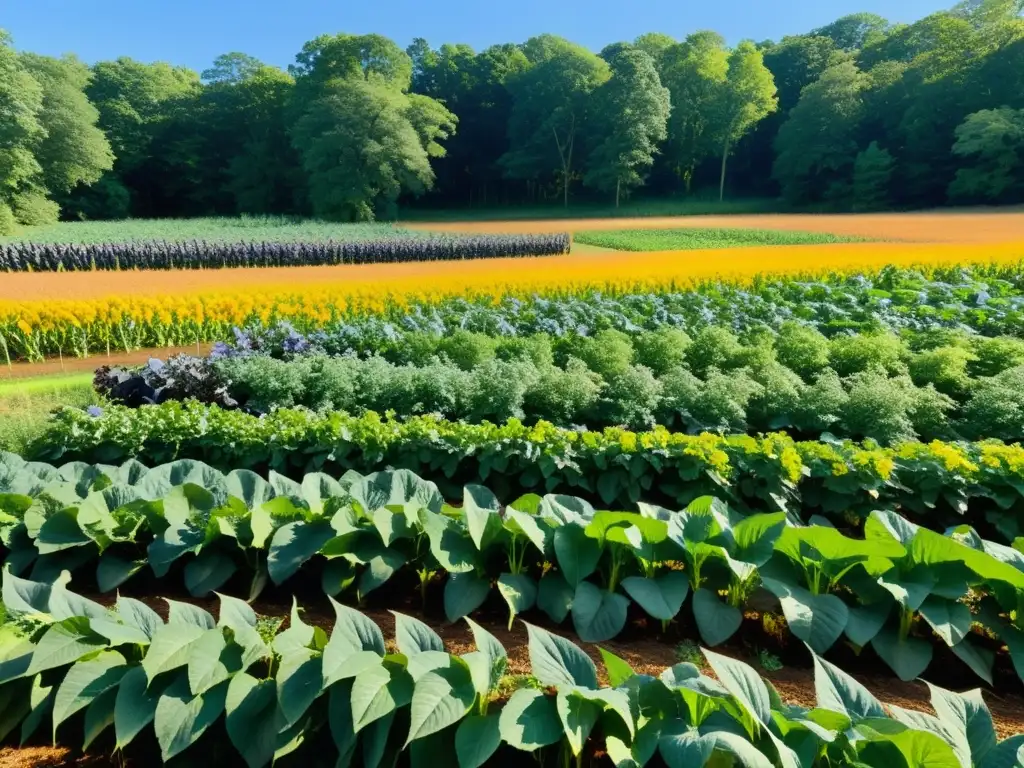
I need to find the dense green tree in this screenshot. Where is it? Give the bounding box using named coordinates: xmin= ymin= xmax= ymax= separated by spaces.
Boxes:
xmin=658 ymin=32 xmax=729 ymax=192
xmin=291 ymin=79 xmax=442 ymax=220
xmin=852 ymin=141 xmax=895 ymax=209
xmin=811 ymin=13 xmax=891 ymax=51
xmin=0 ymin=30 xmax=44 ymax=231
xmin=584 ymin=48 xmax=670 ymax=206
xmin=714 ymin=41 xmax=778 ymax=200
xmin=20 ymin=54 xmax=114 ymax=202
xmin=633 ymin=33 xmax=676 ymax=66
xmin=773 ymin=60 xmax=867 ymax=203
xmin=502 ymin=37 xmax=609 ymax=206
xmin=948 ymin=107 xmax=1024 ymax=200
xmin=291 ymin=33 xmax=413 ymax=93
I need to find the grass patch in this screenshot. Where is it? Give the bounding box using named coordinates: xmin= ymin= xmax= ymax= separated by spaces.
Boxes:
xmin=0 ymin=215 xmax=416 ymax=245
xmin=0 ymin=377 xmax=97 ymax=454
xmin=573 ymin=227 xmax=867 ymax=252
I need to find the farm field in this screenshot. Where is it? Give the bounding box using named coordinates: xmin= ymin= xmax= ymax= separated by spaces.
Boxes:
xmin=5 ymin=213 xmax=1024 ymax=768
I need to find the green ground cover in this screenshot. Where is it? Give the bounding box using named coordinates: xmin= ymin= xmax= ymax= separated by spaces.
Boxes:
xmin=0 ymin=373 xmax=97 ymax=454
xmin=573 ymin=227 xmax=867 ymax=251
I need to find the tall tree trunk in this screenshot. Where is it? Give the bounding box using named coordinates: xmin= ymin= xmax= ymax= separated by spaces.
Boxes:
xmin=719 ymin=136 xmax=731 ymax=203
xmin=615 ymin=178 xmax=621 ymax=208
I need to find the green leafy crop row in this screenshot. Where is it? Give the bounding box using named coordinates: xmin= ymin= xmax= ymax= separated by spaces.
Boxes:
xmin=30 ymin=404 xmax=1024 ymax=541
xmin=1 ymin=571 xmax=1021 ymax=768
xmin=572 ymin=227 xmax=866 ymax=251
xmin=4 ymin=453 xmax=1024 ymax=685
xmin=130 ymin=324 xmax=1024 ymax=444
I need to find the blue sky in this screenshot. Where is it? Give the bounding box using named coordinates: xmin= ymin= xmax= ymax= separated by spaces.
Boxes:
xmin=6 ymin=0 xmax=952 ymax=72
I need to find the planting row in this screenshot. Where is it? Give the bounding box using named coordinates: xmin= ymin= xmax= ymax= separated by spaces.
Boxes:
xmin=31 ymin=404 xmax=1024 ymax=541
xmin=3 ymin=576 xmax=1016 ymax=768
xmin=4 ymin=263 xmax=1024 ymax=362
xmin=99 ymin=326 xmax=1024 ymax=444
xmin=0 ymin=233 xmax=571 ymax=272
xmin=3 ymin=454 xmax=1024 ymax=685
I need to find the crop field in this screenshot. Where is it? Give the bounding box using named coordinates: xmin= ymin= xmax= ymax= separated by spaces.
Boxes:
xmin=5 ymin=210 xmax=1024 ymax=767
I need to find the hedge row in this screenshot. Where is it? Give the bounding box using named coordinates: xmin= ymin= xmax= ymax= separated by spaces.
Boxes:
xmin=31 ymin=403 xmax=1024 ymax=542
xmin=0 ymin=233 xmax=571 ymax=271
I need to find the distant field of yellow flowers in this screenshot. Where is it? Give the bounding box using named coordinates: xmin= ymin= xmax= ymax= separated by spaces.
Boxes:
xmin=2 ymin=237 xmax=1024 ymax=363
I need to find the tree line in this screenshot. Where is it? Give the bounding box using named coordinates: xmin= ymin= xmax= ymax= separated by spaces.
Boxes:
xmin=0 ymin=0 xmax=1023 ymax=227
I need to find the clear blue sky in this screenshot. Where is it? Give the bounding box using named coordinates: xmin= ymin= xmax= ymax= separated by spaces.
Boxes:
xmin=5 ymin=0 xmax=952 ymax=72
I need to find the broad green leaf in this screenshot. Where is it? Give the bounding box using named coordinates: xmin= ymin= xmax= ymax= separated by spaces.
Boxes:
xmin=165 ymin=598 xmax=215 ymax=629
xmin=82 ymin=687 xmax=117 ymax=751
xmin=505 ymin=507 xmax=553 ymax=557
xmin=762 ymin=577 xmax=848 ymax=654
xmin=871 ymin=627 xmax=933 ymax=681
xmin=464 ymin=617 xmax=507 ymax=695
xmin=153 ymin=676 xmax=228 ymax=761
xmin=276 ymin=650 xmax=323 ymax=728
xmin=358 ymin=550 xmax=407 ymax=600
xmin=52 ymin=650 xmax=127 ymax=739
xmin=19 ymin=675 xmax=53 ymax=745
xmin=393 ymin=612 xmax=444 ymax=656
xmin=406 ymin=664 xmax=476 ymax=744
xmin=455 ymin=714 xmax=501 ymax=768
xmin=537 ymin=570 xmax=574 ymax=624
xmin=856 ymin=725 xmax=963 ymax=768
xmin=812 ymin=653 xmax=885 ymax=721
xmin=2 ymin=569 xmax=52 ymax=616
xmin=422 ymin=511 xmax=479 ymax=574
xmin=524 ymin=623 xmax=597 ymax=688
xmin=142 ymin=622 xmax=206 ymax=683
xmin=323 ymin=596 xmax=386 ymax=686
xmin=621 ymin=573 xmax=690 ymax=621
xmin=498 ymin=688 xmax=562 ymax=751
xmin=268 ymin=520 xmax=335 ymax=585
xmin=184 ymin=550 xmax=237 ymax=598
xmin=444 ymin=572 xmax=490 ymax=623
xmin=557 ymin=689 xmax=602 ymax=756
xmin=950 ymin=640 xmax=995 ymax=686
xmin=116 ymin=596 xmax=163 ymax=640
xmin=692 ymin=588 xmax=742 ymax=647
xmin=225 ymin=470 xmax=274 ymax=511
xmin=226 ymin=673 xmax=281 ymax=768
xmin=497 ymin=573 xmax=537 ymax=624
xmin=187 ymin=628 xmax=243 ymax=696
xmin=97 ymin=554 xmax=146 ymax=592
xmin=554 ymin=524 xmax=602 ymax=587
xmin=598 ymin=647 xmax=635 ymax=687
xmin=407 ymin=651 xmax=453 ymax=682
xmin=114 ymin=665 xmax=161 ymax=748
xmin=351 ymin=662 xmax=413 ymax=732
xmin=36 ymin=508 xmax=91 ymax=554
xmin=702 ymin=648 xmax=772 ymax=726
xmin=463 ymin=485 xmax=502 ymax=551
xmin=919 ymin=597 xmax=971 ymax=648
xmin=27 ymin=619 xmax=108 ymax=676
xmin=572 ymin=582 xmax=629 ymax=642
xmin=329 ymin=680 xmax=358 ymax=767
xmin=845 ymin=602 xmax=891 ymax=648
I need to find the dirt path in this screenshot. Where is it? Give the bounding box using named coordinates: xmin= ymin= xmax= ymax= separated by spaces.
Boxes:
xmin=406 ymin=210 xmax=1024 ymax=243
xmin=0 ymin=345 xmax=211 ymax=381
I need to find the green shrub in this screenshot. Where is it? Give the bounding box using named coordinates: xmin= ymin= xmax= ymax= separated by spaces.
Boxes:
xmin=661 ymin=366 xmax=761 ymax=433
xmin=962 ymin=366 xmax=1024 ymax=441
xmin=0 ymin=202 xmax=17 ymax=236
xmin=908 ymin=383 xmax=956 ymax=441
xmin=599 ymin=365 xmax=663 ymax=428
xmin=791 ymin=370 xmax=848 ymax=434
xmin=437 ymin=330 xmax=498 ymax=370
xmin=747 ymin=362 xmax=806 ymax=430
xmin=217 ymin=355 xmax=312 ymax=412
xmin=686 ymin=327 xmax=743 ymax=375
xmin=495 ymin=334 xmax=555 ymax=368
xmin=561 ymin=329 xmax=635 ymax=378
xmin=466 ymin=359 xmax=537 ymax=422
xmin=302 ymin=356 xmax=361 ymax=412
xmin=633 ymin=327 xmax=691 ymax=376
xmin=840 ymin=369 xmax=920 ymax=444
xmin=731 ymin=329 xmax=778 ymax=373
xmin=909 ymin=346 xmax=976 ymax=397
xmin=395 ymin=331 xmax=443 ymax=366
xmin=775 ymin=322 xmax=831 ymax=379
xmin=829 ymin=332 xmax=907 ymax=376
xmin=10 ymin=189 xmax=60 ymax=227
xmin=524 ymin=358 xmax=602 ymax=425
xmin=970 ymin=336 xmax=1024 ymax=378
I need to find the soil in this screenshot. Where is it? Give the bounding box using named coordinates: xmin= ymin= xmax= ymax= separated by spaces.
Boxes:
xmin=0 ymin=345 xmax=212 ymax=382
xmin=405 ymin=210 xmax=1024 ymax=243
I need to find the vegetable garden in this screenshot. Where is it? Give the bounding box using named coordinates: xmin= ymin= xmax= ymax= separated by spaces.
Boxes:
xmin=3 ymin=213 xmax=1024 ymax=767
